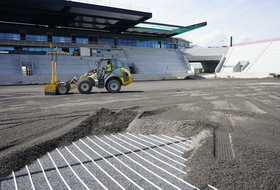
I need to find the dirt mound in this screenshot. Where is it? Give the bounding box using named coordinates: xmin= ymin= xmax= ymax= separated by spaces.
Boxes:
xmin=127 ymin=118 xmax=211 ymax=138
xmin=0 ymin=107 xmax=138 ymax=179
xmin=137 ymin=108 xmax=168 ymax=118
xmin=127 ymin=109 xmax=215 ymax=138
xmin=83 ymin=107 xmax=139 ymax=137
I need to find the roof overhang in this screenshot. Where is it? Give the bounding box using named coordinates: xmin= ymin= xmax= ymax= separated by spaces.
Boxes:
xmin=0 ymin=0 xmax=152 ymax=33
xmin=0 ymin=0 xmax=207 ymax=38
xmin=128 ymin=21 xmax=207 ymax=37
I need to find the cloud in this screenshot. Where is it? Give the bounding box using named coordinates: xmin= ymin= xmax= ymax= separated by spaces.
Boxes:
xmin=186 ymin=30 xmax=229 ymax=48
xmin=236 ymin=35 xmax=250 ymax=44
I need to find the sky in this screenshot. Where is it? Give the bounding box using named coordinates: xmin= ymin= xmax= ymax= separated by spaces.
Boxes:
xmin=75 ymin=0 xmax=280 ymax=47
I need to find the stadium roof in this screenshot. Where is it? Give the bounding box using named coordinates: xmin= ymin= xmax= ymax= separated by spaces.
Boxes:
xmin=0 ymin=0 xmax=206 ymax=37
xmin=129 ymin=22 xmax=207 ymax=37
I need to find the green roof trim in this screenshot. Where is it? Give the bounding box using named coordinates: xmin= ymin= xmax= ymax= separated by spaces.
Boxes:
xmin=132 ymin=21 xmax=207 ymax=34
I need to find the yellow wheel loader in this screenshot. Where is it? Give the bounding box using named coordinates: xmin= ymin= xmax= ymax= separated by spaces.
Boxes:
xmin=68 ymin=58 xmax=133 ymax=94
xmin=44 ymin=55 xmax=133 ymax=95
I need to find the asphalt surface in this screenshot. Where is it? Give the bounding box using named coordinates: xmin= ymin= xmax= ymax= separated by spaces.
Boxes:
xmin=0 ymin=78 xmax=280 ymax=190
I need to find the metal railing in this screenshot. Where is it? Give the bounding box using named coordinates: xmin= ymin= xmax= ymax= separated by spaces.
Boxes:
xmin=0 ymin=39 xmax=117 ymax=49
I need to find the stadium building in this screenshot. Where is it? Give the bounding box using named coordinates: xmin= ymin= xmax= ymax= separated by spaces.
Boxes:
xmin=0 ymin=0 xmax=279 ymax=85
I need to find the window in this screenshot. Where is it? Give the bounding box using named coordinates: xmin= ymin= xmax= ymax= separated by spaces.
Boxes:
xmin=0 ymin=46 xmax=14 ymax=50
xmin=12 ymin=34 xmax=20 ymax=40
xmin=116 ymin=59 xmax=123 ymax=67
xmin=119 ymin=38 xmax=135 ymax=47
xmin=5 ymin=33 xmax=13 ymax=40
xmin=76 ymin=38 xmax=88 ymax=44
xmin=65 ymin=37 xmax=71 ymax=43
xmin=0 ymin=33 xmax=4 ymax=39
xmin=22 ymin=47 xmax=54 ymax=51
xmin=21 ymin=66 xmax=33 ymax=76
xmin=26 ymin=34 xmax=47 ymax=41
xmin=99 ymin=37 xmax=114 ymax=46
xmin=1 ymin=33 xmax=20 ymax=40
xmin=53 ymin=36 xmax=71 ymax=43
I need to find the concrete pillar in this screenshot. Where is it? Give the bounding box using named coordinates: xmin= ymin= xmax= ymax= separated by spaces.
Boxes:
xmin=114 ymin=37 xmax=118 ymax=46
xmin=20 ymin=30 xmax=26 ymax=40
xmin=47 ymin=33 xmax=53 ymax=42
xmin=71 ymin=34 xmax=76 ymax=43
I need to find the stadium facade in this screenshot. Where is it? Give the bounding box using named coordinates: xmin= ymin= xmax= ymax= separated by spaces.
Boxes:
xmin=0 ymin=0 xmax=207 ymax=52
xmin=0 ymin=0 xmax=279 ymax=85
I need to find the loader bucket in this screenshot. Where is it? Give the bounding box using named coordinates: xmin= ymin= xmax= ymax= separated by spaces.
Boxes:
xmin=44 ymin=84 xmax=58 ymax=95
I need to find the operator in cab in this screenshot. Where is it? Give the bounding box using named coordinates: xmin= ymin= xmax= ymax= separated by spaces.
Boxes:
xmin=102 ymin=60 xmax=112 ymax=77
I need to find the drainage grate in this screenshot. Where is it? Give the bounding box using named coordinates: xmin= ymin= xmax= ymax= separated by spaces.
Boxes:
xmin=0 ymin=133 xmax=217 ymax=190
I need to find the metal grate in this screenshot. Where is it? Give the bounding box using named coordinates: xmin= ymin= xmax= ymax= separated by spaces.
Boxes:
xmin=0 ymin=133 xmax=218 ymax=190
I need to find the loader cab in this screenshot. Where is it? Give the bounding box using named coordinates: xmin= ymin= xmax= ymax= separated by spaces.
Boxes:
xmin=97 ymin=58 xmax=126 ymax=78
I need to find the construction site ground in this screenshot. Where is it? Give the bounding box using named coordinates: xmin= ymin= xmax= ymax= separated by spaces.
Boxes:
xmin=0 ymin=78 xmax=280 ymax=190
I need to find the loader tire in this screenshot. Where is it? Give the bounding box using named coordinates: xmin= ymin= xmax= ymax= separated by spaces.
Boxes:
xmin=57 ymin=83 xmax=69 ymax=95
xmin=78 ymin=80 xmax=92 ymax=94
xmin=106 ymin=79 xmax=121 ymax=93
xmin=88 ymin=78 xmax=95 ymax=86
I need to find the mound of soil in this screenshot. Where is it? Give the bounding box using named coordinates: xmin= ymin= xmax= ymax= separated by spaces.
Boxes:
xmin=127 ymin=117 xmax=212 ymax=138
xmin=0 ymin=108 xmax=138 ymax=179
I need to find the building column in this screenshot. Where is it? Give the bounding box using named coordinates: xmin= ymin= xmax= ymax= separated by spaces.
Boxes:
xmin=47 ymin=32 xmax=53 ymax=42
xmin=71 ymin=34 xmax=76 ymax=43
xmin=114 ymin=37 xmax=119 ymax=46
xmin=158 ymin=41 xmax=162 ymax=48
xmin=20 ymin=30 xmax=26 ymax=40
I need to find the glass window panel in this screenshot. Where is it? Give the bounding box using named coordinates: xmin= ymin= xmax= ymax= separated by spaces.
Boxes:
xmin=12 ymin=34 xmax=20 ymax=40
xmin=82 ymin=38 xmax=87 ymax=44
xmin=76 ymin=38 xmax=81 ymax=43
xmin=26 ymin=34 xmax=33 ymax=41
xmin=109 ymin=38 xmax=114 ymax=45
xmin=65 ymin=37 xmax=71 ymax=43
xmin=59 ymin=36 xmax=65 ymax=42
xmin=131 ymin=39 xmax=137 ymax=47
xmin=77 ymin=38 xmax=87 ymax=44
xmin=119 ymin=39 xmax=124 ymax=46
xmin=53 ymin=36 xmax=59 ymax=42
xmin=33 ymin=35 xmax=41 ymax=41
xmin=5 ymin=33 xmax=13 ymax=39
xmin=98 ymin=37 xmax=114 ymax=45
xmin=41 ymin=36 xmax=47 ymax=42
xmin=69 ymin=48 xmax=75 ymax=55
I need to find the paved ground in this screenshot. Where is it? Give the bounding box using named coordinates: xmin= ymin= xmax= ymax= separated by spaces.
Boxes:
xmin=0 ymin=78 xmax=280 ymax=189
